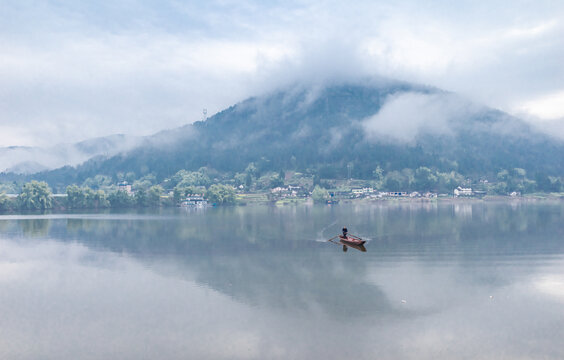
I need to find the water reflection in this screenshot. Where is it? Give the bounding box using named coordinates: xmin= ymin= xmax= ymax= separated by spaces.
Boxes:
xmin=328 ymin=238 xmax=367 ymax=252
xmin=20 ymin=218 xmax=50 ymax=237
xmin=1 ymin=201 xmax=564 ymax=359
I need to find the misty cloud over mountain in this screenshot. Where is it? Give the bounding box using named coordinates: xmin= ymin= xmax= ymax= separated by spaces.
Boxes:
xmin=7 ymin=79 xmax=562 ymax=189
xmin=0 ymin=135 xmax=142 ymax=174
xmin=362 ymin=93 xmax=462 ymax=143
xmin=1 ymin=1 xmax=564 ymax=147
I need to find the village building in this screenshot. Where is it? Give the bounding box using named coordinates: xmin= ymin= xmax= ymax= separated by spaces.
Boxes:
xmin=118 ymin=181 xmax=133 ymax=194
xmin=454 ymin=186 xmax=472 ymax=197
xmin=181 ymin=194 xmax=207 ymax=208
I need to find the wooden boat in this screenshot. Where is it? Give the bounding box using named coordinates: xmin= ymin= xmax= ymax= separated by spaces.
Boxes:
xmin=327 ymin=233 xmax=367 ymax=252
xmin=338 ymin=235 xmax=366 ymax=246
xmin=338 ymin=237 xmax=366 ymax=252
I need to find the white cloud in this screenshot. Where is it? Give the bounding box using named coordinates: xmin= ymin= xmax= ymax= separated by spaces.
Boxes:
xmin=1 ymin=0 xmax=564 ymax=147
xmin=362 ymin=93 xmax=474 ymax=143
xmin=518 ymin=91 xmax=564 ymax=120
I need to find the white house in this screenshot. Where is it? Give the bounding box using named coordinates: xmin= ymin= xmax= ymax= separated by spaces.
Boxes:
xmin=454 ymin=186 xmax=472 ymax=197
xmin=118 ymin=181 xmax=133 ymax=194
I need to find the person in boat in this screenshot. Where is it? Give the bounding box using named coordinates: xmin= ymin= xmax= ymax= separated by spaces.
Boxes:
xmin=342 ymin=227 xmax=348 ymax=239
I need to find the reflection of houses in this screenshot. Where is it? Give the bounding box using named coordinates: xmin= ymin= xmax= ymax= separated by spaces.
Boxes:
xmin=181 ymin=195 xmax=208 ymax=208
xmin=118 ymin=181 xmax=133 ymax=194
xmin=454 ymin=186 xmax=472 ymax=197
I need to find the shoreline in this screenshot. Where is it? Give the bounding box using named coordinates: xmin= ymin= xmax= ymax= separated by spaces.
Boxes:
xmin=1 ymin=193 xmax=563 ymax=215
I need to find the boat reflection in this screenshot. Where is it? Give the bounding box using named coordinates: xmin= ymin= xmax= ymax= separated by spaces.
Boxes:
xmin=341 ymin=240 xmax=367 ymax=252
xmin=329 ymin=238 xmax=367 ymax=252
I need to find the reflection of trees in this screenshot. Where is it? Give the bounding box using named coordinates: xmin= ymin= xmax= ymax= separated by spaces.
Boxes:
xmin=191 ymin=251 xmax=394 ymax=319
xmin=14 ymin=202 xmax=561 ymax=317
xmin=343 ymin=201 xmax=564 ymax=258
xmin=0 ymin=219 xmax=13 ymax=232
xmin=55 ymin=203 xmax=564 ymax=261
xmin=56 ymin=207 xmax=397 ymax=317
xmin=19 ymin=219 xmax=50 ymax=237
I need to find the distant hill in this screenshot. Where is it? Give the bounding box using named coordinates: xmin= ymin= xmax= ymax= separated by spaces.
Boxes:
xmin=8 ymin=78 xmax=564 ymax=188
xmin=0 ymin=134 xmax=141 ymax=174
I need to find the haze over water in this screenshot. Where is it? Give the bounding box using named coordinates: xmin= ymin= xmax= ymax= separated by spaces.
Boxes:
xmin=1 ymin=201 xmax=564 ymax=359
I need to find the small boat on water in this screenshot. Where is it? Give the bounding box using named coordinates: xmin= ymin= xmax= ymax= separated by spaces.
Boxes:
xmin=340 ymin=241 xmax=366 ymax=252
xmin=338 ymin=235 xmax=366 ymax=246
xmin=327 ymin=232 xmax=367 ymax=252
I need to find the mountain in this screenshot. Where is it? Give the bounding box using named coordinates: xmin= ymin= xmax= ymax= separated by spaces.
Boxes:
xmin=9 ymin=79 xmax=564 ymax=187
xmin=0 ymin=134 xmax=142 ymax=174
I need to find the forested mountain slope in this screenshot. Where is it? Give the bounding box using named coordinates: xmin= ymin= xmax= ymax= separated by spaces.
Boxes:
xmin=14 ymin=79 xmax=564 ymax=187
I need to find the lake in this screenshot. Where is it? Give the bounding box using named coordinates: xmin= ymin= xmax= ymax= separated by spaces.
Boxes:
xmin=1 ymin=201 xmax=564 ymax=359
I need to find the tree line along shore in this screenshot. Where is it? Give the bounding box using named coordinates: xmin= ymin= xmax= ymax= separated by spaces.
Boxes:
xmin=1 ymin=165 xmax=563 ymax=212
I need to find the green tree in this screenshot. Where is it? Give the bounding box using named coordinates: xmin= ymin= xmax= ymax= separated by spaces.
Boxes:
xmin=523 ymin=179 xmax=536 ymax=193
xmin=206 ymin=184 xmax=235 ymax=205
xmin=108 ymin=190 xmax=134 ymax=208
xmin=233 ymin=172 xmax=247 ymax=187
xmin=82 ymin=175 xmax=112 ymax=190
xmin=135 ymin=189 xmax=148 ymax=207
xmin=372 ymin=166 xmax=384 ymax=189
xmin=436 ymin=171 xmax=463 ymax=193
xmin=181 ymin=172 xmax=210 ymax=187
xmin=535 ymin=173 xmax=551 ymax=192
xmin=384 ymin=171 xmax=404 ymax=191
xmin=173 ymin=186 xmax=183 ymax=203
xmin=414 ymin=167 xmax=438 ymax=191
xmin=313 ymin=174 xmax=320 ymax=187
xmin=245 ymin=173 xmax=253 ymax=188
xmin=0 ymin=193 xmax=12 ymax=211
xmin=270 ymin=173 xmax=284 ymax=188
xmin=133 ymin=179 xmax=152 ymax=192
xmin=245 ymin=162 xmax=258 ymax=177
xmin=493 ymin=181 xmax=508 ymax=195
xmin=170 ymin=170 xmax=189 ymax=188
xmin=401 ymin=168 xmax=415 ymax=190
xmin=66 ymin=185 xmax=109 ymax=209
xmin=312 ymin=185 xmax=329 ymax=203
xmin=171 ymin=170 xmax=211 ymax=189
xmin=125 ymin=172 xmax=136 ymax=184
xmin=18 ymin=181 xmax=53 ymax=210
xmin=66 ymin=185 xmax=86 ymax=208
xmin=147 ymin=185 xmax=163 ymax=207
xmin=91 ymin=189 xmax=110 ymax=208
xmin=497 ymin=169 xmax=510 ymax=182
xmin=513 ymin=168 xmax=526 ymax=179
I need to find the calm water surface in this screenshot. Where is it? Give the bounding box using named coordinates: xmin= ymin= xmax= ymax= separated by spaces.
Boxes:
xmin=1 ymin=201 xmax=564 ymax=359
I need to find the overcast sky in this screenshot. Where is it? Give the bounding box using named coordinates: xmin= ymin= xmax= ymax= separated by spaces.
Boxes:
xmin=1 ymin=0 xmax=564 ymax=147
